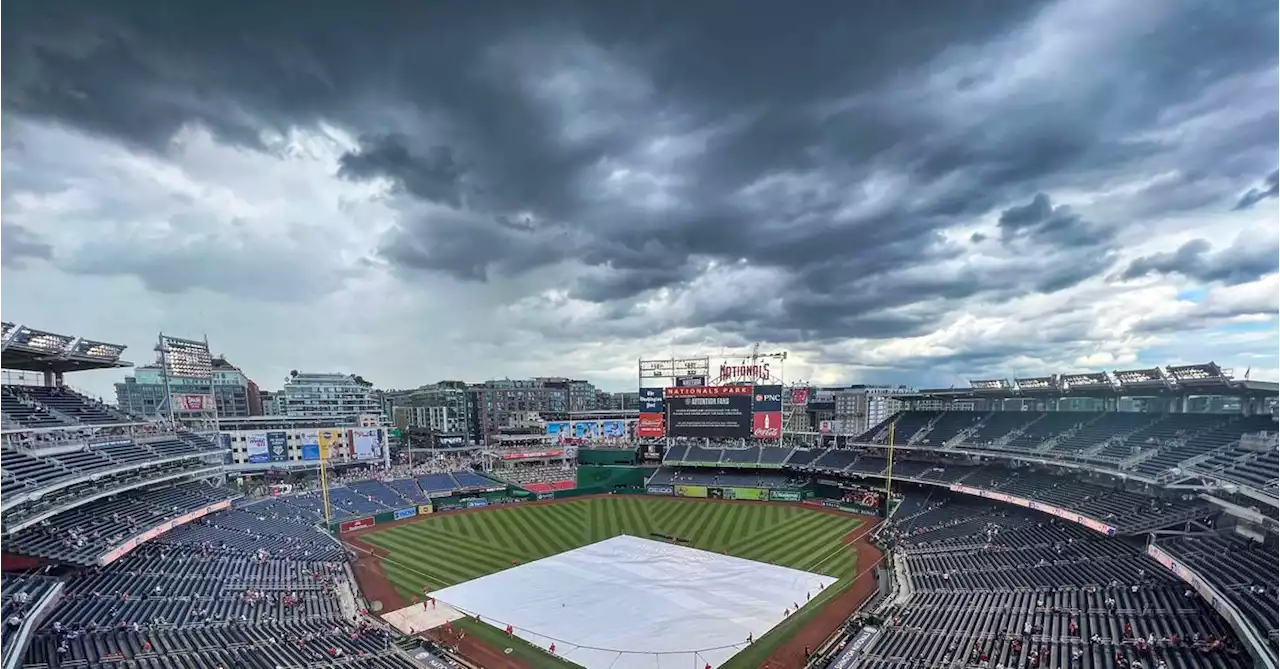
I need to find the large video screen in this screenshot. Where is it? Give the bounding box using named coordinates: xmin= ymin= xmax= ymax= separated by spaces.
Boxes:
xmin=665 ymin=386 xmax=753 ymax=439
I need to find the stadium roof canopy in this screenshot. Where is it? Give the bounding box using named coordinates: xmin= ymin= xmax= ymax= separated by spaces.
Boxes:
xmin=903 ymin=362 xmax=1277 ymax=401
xmin=0 ymin=322 xmax=132 ymax=374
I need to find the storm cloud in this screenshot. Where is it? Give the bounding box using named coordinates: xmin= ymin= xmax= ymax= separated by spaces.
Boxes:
xmin=2 ymin=0 xmax=1277 ymax=391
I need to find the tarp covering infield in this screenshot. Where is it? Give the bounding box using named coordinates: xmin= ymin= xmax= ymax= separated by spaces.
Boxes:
xmin=432 ymin=535 xmax=838 ymax=669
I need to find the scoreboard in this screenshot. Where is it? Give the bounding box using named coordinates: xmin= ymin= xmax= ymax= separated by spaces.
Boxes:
xmin=663 ymin=384 xmax=785 ymax=440
xmin=665 ymin=386 xmax=752 ymax=439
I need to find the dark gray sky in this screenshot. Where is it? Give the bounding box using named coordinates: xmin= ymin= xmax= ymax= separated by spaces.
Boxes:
xmin=2 ymin=0 xmax=1277 ymax=396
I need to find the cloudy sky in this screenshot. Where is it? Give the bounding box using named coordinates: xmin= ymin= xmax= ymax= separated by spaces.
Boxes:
xmin=2 ymin=0 xmax=1277 ymax=399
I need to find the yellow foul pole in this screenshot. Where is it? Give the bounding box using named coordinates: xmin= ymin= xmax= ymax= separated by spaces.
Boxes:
xmin=320 ymin=453 xmax=332 ymax=525
xmin=883 ymin=420 xmax=896 ymax=517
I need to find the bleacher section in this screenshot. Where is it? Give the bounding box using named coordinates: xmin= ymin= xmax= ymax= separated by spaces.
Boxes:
xmin=2 ymin=575 xmax=62 ymax=669
xmin=0 ymin=333 xmax=453 ymax=669
xmin=25 ymin=619 xmax=419 ymax=669
xmin=154 ymin=506 xmax=344 ymax=561
xmin=496 ymin=465 xmax=577 ymax=492
xmin=857 ymin=411 xmax=1276 ymax=482
xmin=666 ymin=444 xmax=1219 ymax=534
xmin=13 ymin=499 xmax=430 ymax=669
xmin=234 ymin=469 xmax=502 ymax=523
xmin=2 ymin=431 xmax=226 ymax=522
xmin=2 ymin=385 xmax=134 ymax=428
xmin=869 ymin=492 xmax=1256 ymax=669
xmin=4 ymin=482 xmax=242 ymax=565
xmin=1158 ymin=534 xmax=1279 ymax=644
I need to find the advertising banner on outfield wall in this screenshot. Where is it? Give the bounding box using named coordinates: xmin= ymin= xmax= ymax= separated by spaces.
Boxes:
xmin=171 ymin=393 xmax=211 ymax=412
xmin=317 ymin=429 xmax=343 ymax=459
xmin=769 ymin=490 xmax=802 ymax=502
xmin=753 ymin=411 xmax=782 ymax=439
xmin=500 ymin=449 xmax=564 ymax=460
xmin=300 ymin=432 xmax=321 ymax=461
xmin=417 ymin=504 xmax=434 ymax=515
xmin=267 ymin=431 xmax=289 ymax=462
xmin=393 ymin=507 xmax=418 ymax=521
xmin=752 ymin=384 xmax=783 ymax=440
xmin=675 ymin=485 xmax=708 ymax=498
xmin=647 ymin=485 xmax=674 ymax=496
xmin=352 ymin=428 xmax=382 ymax=460
xmin=637 ymin=413 xmax=665 ymax=438
xmin=638 ymin=388 xmax=666 ymax=438
xmin=639 ymin=387 xmax=665 ymax=412
xmin=546 ymin=422 xmax=570 ymax=441
xmin=727 ymin=487 xmax=767 ymax=501
xmin=464 ymin=498 xmax=488 ymax=508
xmin=752 ymin=385 xmax=783 ymax=411
xmin=340 ymin=517 xmax=375 ymax=533
xmin=665 ymin=385 xmax=753 ymax=439
xmin=246 ymin=433 xmax=270 ymax=464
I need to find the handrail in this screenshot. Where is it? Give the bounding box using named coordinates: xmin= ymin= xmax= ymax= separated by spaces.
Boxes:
xmin=1119 ymin=446 xmax=1160 ymax=469
xmin=1147 ymin=544 xmax=1277 ymax=669
xmin=0 ymin=581 xmax=63 ymax=669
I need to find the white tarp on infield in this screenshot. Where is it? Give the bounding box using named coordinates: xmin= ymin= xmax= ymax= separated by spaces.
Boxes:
xmin=432 ymin=534 xmax=838 ymax=669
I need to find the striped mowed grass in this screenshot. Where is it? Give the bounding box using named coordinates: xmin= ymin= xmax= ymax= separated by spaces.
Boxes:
xmin=362 ymin=495 xmax=861 ymax=602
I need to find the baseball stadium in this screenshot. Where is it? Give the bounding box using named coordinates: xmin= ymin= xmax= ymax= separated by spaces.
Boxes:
xmin=1 ymin=324 xmax=1277 ymax=669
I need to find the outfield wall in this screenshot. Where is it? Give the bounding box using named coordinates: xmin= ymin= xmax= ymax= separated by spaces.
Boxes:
xmin=575 ymin=464 xmax=656 ymax=493
xmin=577 ymin=448 xmax=640 ymax=466
xmin=330 ymin=479 xmax=810 ymax=534
xmin=648 ymin=484 xmax=804 ymax=502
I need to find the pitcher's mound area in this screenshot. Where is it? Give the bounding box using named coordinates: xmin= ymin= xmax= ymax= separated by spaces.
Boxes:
xmin=382 ymin=599 xmax=468 ymax=635
xmin=431 ymin=534 xmax=837 ymax=669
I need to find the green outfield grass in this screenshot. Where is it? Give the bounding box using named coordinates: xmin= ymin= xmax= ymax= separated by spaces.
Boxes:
xmin=362 ymin=496 xmax=861 ymax=669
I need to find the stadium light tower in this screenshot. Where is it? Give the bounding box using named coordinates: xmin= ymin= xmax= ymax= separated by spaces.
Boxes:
xmin=155 ymin=333 xmax=216 ymax=428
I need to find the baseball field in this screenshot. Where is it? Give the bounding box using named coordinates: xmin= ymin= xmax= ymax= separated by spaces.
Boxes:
xmin=357 ymin=495 xmax=870 ymax=669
